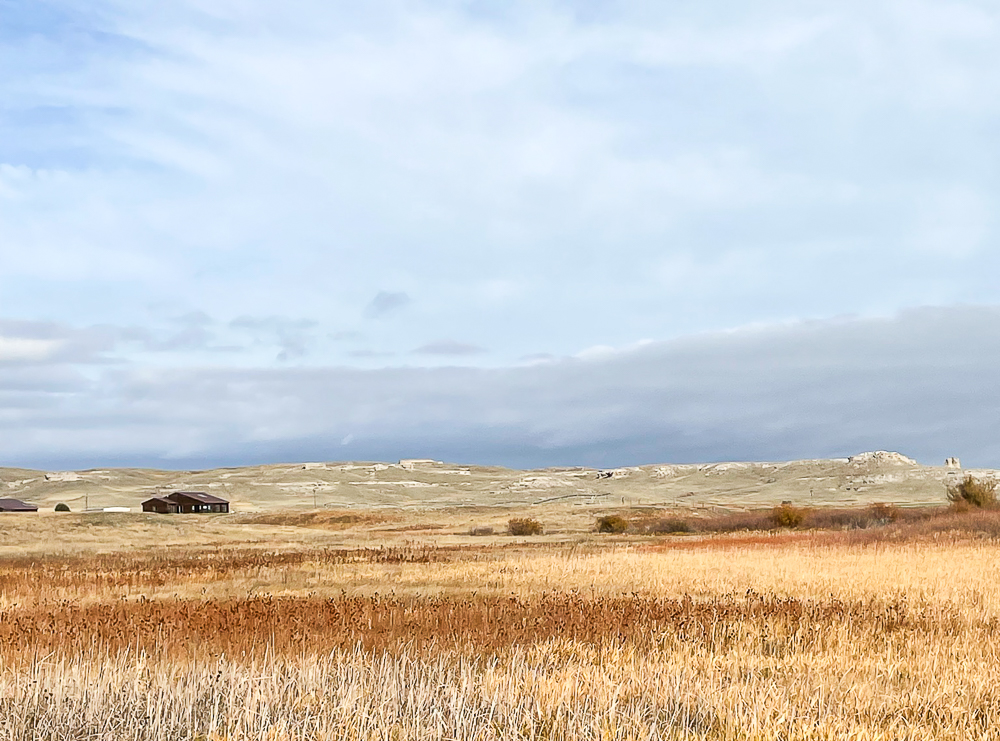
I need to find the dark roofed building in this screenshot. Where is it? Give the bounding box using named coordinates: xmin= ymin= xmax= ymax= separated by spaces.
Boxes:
xmin=169 ymin=491 xmax=229 ymax=513
xmin=142 ymin=491 xmax=229 ymax=514
xmin=0 ymin=498 xmax=38 ymax=512
xmin=141 ymin=496 xmax=182 ymax=514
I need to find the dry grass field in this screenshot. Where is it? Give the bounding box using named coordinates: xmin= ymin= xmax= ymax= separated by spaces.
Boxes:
xmin=3 ymin=457 xmax=1000 ymax=739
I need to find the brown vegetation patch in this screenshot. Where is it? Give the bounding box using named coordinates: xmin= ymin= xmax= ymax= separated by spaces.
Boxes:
xmin=0 ymin=545 xmax=477 ymax=597
xmin=507 ymin=517 xmax=543 ymax=536
xmin=634 ymin=503 xmax=1000 ymax=537
xmin=643 ymin=508 xmax=1000 ymax=549
xmin=596 ymin=515 xmax=629 ymax=533
xmin=643 ymin=531 xmax=824 ymax=550
xmin=0 ymin=592 xmax=961 ymax=659
xmin=232 ymin=509 xmax=393 ymax=529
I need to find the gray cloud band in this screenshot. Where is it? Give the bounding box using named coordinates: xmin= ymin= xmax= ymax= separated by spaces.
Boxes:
xmin=0 ymin=306 xmax=997 ymax=469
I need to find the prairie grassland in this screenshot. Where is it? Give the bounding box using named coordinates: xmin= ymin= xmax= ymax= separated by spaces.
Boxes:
xmin=5 ymin=535 xmax=999 ymax=608
xmin=3 ymin=515 xmax=1000 ymax=738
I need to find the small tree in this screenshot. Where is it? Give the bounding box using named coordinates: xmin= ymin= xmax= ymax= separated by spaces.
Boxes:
xmin=54 ymin=503 xmax=70 ymax=512
xmin=946 ymin=475 xmax=997 ymax=509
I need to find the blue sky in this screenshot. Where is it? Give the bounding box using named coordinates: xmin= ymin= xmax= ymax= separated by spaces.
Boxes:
xmin=1 ymin=1 xmax=999 ymax=469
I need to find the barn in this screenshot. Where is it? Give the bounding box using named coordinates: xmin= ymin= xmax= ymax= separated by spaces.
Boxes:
xmin=0 ymin=498 xmax=38 ymax=513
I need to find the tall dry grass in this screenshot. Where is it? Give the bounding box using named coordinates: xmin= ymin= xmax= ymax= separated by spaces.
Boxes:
xmin=0 ymin=647 xmax=721 ymax=740
xmin=4 ymin=533 xmax=1000 ymax=738
xmin=3 ymin=614 xmax=1000 ymax=739
xmin=0 ymin=591 xmax=958 ymax=658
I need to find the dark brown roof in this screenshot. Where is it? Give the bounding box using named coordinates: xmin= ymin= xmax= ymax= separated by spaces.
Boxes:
xmin=0 ymin=498 xmax=38 ymax=512
xmin=141 ymin=496 xmax=178 ymax=506
xmin=168 ymin=491 xmax=229 ymax=505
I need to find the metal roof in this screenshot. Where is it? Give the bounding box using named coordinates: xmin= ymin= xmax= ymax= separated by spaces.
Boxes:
xmin=0 ymin=498 xmax=38 ymax=512
xmin=168 ymin=491 xmax=229 ymax=505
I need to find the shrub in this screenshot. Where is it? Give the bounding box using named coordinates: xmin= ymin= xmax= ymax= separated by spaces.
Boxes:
xmin=771 ymin=503 xmax=807 ymax=529
xmin=54 ymin=503 xmax=70 ymax=512
xmin=698 ymin=510 xmax=774 ymax=533
xmin=947 ymin=475 xmax=997 ymax=509
xmin=507 ymin=518 xmax=543 ymax=536
xmin=807 ymin=508 xmax=866 ymax=530
xmin=468 ymin=526 xmax=495 ymax=536
xmin=868 ymin=502 xmax=900 ymax=524
xmin=647 ymin=517 xmax=692 ymax=534
xmin=596 ymin=515 xmax=629 ymax=534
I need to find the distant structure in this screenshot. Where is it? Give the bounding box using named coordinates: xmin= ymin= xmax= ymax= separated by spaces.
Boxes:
xmin=945 ymin=457 xmax=961 ymax=469
xmin=44 ymin=472 xmax=81 ymax=482
xmin=0 ymin=498 xmax=38 ymax=513
xmin=141 ymin=491 xmax=229 ymax=514
xmin=398 ymin=459 xmax=440 ymax=471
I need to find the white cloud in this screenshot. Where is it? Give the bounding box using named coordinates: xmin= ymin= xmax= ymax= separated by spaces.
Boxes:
xmin=0 ymin=337 xmax=64 ymax=363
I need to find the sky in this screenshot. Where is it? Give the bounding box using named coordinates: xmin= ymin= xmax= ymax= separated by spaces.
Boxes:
xmin=1 ymin=0 xmax=999 ymax=470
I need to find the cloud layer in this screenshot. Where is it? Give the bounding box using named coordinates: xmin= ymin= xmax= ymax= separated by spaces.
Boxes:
xmin=2 ymin=306 xmax=998 ymax=469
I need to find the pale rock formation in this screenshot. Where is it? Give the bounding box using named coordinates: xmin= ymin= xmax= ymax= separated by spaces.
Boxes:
xmin=848 ymin=451 xmax=917 ymax=466
xmin=398 ymin=459 xmax=440 ymax=471
xmin=704 ymin=462 xmax=753 ymax=474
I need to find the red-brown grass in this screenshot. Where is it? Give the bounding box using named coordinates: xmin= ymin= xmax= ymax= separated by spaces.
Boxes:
xmin=0 ymin=591 xmax=957 ymax=661
xmin=640 ymin=504 xmax=957 ymax=537
xmin=642 ymin=508 xmax=1000 ymax=551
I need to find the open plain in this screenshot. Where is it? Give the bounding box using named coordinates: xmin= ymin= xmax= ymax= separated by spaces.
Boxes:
xmin=2 ymin=453 xmax=1000 ymax=739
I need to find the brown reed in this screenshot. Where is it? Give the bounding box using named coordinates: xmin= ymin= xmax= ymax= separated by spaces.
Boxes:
xmin=0 ymin=590 xmax=970 ymax=662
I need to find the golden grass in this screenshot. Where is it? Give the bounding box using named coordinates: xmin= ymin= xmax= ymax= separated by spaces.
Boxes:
xmin=3 ymin=614 xmax=1000 ymax=739
xmin=4 ymin=517 xmax=1000 ymax=738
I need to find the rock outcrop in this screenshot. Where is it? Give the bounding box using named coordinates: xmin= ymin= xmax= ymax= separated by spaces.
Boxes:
xmin=848 ymin=451 xmax=917 ymax=466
